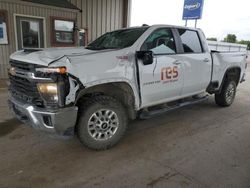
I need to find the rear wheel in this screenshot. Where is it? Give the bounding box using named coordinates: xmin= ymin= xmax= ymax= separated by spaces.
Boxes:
xmin=215 ymin=80 xmax=237 ymax=107
xmin=77 ymin=95 xmax=128 ymax=150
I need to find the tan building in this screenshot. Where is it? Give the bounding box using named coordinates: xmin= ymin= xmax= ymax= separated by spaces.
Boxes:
xmin=0 ymin=0 xmax=131 ymax=78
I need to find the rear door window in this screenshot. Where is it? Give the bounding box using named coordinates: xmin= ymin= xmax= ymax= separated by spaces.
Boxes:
xmin=178 ymin=29 xmax=203 ymax=53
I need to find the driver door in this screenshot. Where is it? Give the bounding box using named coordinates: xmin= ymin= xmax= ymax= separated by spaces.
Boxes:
xmin=138 ymin=28 xmax=184 ymax=107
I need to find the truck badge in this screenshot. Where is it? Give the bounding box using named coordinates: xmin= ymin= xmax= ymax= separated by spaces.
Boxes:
xmin=9 ymin=67 xmax=16 ymax=76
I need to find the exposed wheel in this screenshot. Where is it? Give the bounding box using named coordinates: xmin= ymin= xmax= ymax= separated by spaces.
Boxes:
xmin=77 ymin=95 xmax=128 ymax=150
xmin=215 ymin=80 xmax=237 ymax=107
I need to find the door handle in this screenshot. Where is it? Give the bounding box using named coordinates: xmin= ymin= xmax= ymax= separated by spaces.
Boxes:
xmin=203 ymin=58 xmax=210 ymax=62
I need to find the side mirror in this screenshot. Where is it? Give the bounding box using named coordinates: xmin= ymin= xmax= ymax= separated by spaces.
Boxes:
xmin=136 ymin=51 xmax=153 ymax=65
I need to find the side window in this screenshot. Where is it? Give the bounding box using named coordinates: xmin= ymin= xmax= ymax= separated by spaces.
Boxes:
xmin=178 ymin=29 xmax=202 ymax=53
xmin=141 ymin=28 xmax=176 ymax=54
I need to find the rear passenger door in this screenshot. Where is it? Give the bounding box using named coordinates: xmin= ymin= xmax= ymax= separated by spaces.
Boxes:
xmin=177 ymin=29 xmax=212 ymax=96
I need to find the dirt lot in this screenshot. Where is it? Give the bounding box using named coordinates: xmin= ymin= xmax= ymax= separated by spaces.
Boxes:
xmin=1 ymin=68 xmax=250 ymax=188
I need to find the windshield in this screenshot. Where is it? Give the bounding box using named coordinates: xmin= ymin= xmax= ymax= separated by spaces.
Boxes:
xmin=86 ymin=27 xmax=149 ymax=50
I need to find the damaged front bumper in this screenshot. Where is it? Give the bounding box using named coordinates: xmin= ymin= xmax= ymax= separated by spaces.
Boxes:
xmin=8 ymin=97 xmax=78 ymax=136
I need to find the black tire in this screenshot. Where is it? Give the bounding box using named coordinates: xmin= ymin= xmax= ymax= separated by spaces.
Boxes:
xmin=77 ymin=95 xmax=128 ymax=150
xmin=215 ymin=80 xmax=237 ymax=107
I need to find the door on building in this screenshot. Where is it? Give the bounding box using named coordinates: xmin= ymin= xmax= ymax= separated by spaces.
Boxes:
xmin=15 ymin=16 xmax=45 ymax=50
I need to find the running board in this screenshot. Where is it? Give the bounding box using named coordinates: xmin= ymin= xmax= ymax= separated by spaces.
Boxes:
xmin=139 ymin=95 xmax=209 ymax=119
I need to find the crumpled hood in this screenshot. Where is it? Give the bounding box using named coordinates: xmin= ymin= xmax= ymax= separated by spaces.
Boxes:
xmin=10 ymin=47 xmax=104 ymax=66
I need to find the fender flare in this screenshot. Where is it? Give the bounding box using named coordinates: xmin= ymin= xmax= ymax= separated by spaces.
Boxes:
xmin=75 ymin=80 xmax=140 ymax=110
xmin=218 ymin=66 xmax=241 ymax=93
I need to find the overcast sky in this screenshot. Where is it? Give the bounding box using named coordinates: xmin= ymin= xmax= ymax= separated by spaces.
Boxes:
xmin=130 ymin=0 xmax=250 ymax=41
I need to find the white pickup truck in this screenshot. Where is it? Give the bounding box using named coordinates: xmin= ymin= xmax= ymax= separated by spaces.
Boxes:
xmin=8 ymin=25 xmax=247 ymax=150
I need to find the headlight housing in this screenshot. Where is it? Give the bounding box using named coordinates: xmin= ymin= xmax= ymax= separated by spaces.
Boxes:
xmin=35 ymin=67 xmax=67 ymax=74
xmin=37 ymin=83 xmax=58 ymax=105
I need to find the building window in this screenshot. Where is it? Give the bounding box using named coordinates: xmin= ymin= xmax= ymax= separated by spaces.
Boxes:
xmin=51 ymin=17 xmax=76 ymax=46
xmin=21 ymin=20 xmax=40 ymax=48
xmin=15 ymin=15 xmax=44 ymax=50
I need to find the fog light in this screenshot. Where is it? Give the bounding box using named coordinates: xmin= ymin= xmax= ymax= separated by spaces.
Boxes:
xmin=43 ymin=115 xmax=53 ymax=127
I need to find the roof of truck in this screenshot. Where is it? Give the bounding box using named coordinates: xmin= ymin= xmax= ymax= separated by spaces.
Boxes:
xmin=152 ymin=24 xmax=199 ymax=30
xmin=132 ymin=24 xmax=199 ymax=30
xmin=115 ymin=25 xmax=201 ymax=33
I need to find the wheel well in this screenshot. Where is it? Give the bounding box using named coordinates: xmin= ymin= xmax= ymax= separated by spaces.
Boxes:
xmin=224 ymin=67 xmax=241 ymax=85
xmin=75 ymin=82 xmax=137 ymax=120
xmin=217 ymin=67 xmax=241 ymax=94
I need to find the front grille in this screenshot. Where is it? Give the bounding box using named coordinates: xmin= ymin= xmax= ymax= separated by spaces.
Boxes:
xmin=9 ymin=60 xmax=44 ymax=106
xmin=9 ymin=74 xmax=43 ymax=105
xmin=10 ymin=59 xmax=50 ymax=78
xmin=9 ymin=59 xmax=36 ymax=72
xmin=9 ymin=74 xmax=38 ymax=96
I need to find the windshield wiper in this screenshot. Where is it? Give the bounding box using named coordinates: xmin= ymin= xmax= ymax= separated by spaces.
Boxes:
xmin=99 ymin=47 xmax=120 ymax=50
xmin=86 ymin=46 xmax=120 ymax=50
xmin=85 ymin=46 xmax=97 ymax=50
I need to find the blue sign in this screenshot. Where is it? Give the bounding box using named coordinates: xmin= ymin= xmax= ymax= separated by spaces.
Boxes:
xmin=182 ymin=0 xmax=204 ymax=20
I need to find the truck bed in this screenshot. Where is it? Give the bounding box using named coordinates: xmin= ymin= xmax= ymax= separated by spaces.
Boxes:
xmin=211 ymin=51 xmax=247 ymax=87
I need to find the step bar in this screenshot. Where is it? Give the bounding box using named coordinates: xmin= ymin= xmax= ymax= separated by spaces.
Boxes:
xmin=139 ymin=95 xmax=209 ymax=119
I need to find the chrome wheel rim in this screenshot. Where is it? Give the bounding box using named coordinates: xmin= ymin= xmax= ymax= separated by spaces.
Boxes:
xmin=225 ymin=83 xmax=235 ymax=104
xmin=87 ymin=109 xmax=119 ymax=141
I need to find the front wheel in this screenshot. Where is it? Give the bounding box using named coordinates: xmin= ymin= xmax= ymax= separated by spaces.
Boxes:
xmin=215 ymin=80 xmax=237 ymax=107
xmin=77 ymin=95 xmax=128 ymax=150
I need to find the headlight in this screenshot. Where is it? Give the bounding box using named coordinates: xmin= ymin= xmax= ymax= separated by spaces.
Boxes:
xmin=37 ymin=83 xmax=58 ymax=104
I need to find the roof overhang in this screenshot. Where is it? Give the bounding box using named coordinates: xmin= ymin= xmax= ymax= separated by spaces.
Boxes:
xmin=21 ymin=0 xmax=82 ymax=12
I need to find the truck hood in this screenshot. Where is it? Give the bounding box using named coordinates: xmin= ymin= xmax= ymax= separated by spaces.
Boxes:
xmin=10 ymin=47 xmax=109 ymax=66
